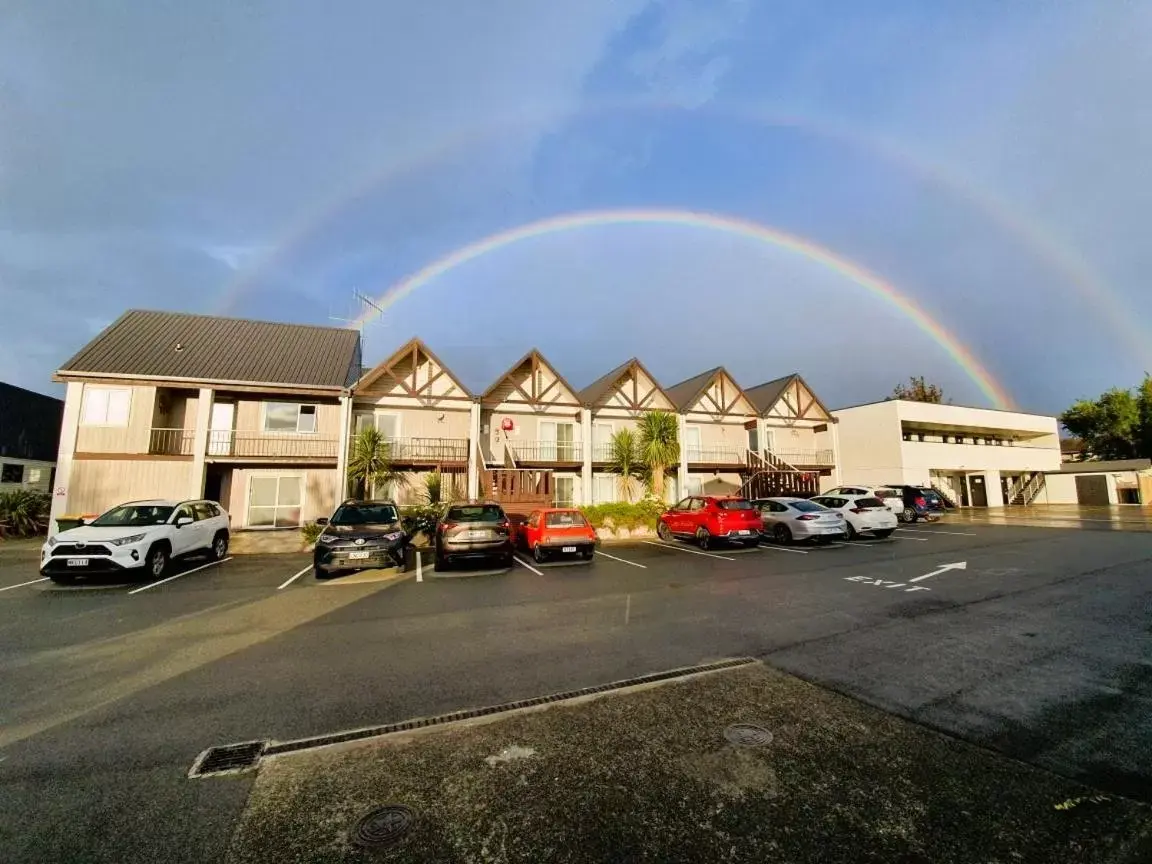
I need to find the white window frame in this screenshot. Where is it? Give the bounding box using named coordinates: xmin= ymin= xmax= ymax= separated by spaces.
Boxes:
xmin=80 ymin=386 xmax=132 ymax=427
xmin=261 ymin=402 xmax=319 ymax=434
xmin=554 ymin=475 xmax=576 ymax=507
xmin=684 ymin=425 xmax=703 ymax=461
xmin=594 ymin=472 xmax=616 ymax=504
xmin=243 ymin=472 xmax=306 ymax=529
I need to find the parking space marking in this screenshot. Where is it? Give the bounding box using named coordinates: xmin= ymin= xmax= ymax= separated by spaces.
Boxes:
xmin=416 ymin=550 xmax=423 ymax=582
xmin=513 ymin=555 xmax=545 ymax=576
xmin=127 ymin=557 xmax=232 ymax=595
xmin=754 ymin=544 xmax=809 ymax=555
xmin=896 ymin=528 xmax=977 ymax=536
xmin=595 ymin=550 xmax=648 ymax=569
xmin=891 ymin=536 xmax=929 ymax=542
xmin=277 ymin=563 xmax=313 ymax=590
xmin=0 ymin=577 xmax=49 ymax=593
xmin=641 ymin=541 xmax=735 ymax=561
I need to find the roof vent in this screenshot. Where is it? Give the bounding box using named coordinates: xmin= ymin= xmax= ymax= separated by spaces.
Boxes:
xmin=174 ymin=343 xmax=185 ymax=352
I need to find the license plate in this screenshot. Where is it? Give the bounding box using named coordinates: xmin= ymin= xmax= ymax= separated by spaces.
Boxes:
xmin=465 ymin=530 xmax=489 ymax=539
xmin=347 ymin=551 xmax=371 ymax=560
xmin=736 ymin=529 xmax=750 ymax=535
xmin=561 ymin=545 xmax=577 ymax=553
xmin=66 ymin=558 xmax=89 ymax=567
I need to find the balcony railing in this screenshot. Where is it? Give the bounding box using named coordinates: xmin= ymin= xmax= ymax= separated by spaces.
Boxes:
xmin=685 ymin=446 xmax=743 ymax=464
xmin=765 ymin=448 xmax=836 ymax=467
xmin=207 ymin=431 xmax=339 ymax=459
xmin=383 ymin=437 xmax=469 ymax=462
xmin=509 ymin=440 xmax=583 ymax=462
xmin=592 ymin=442 xmax=614 ymax=461
xmin=148 ymin=428 xmax=195 ymax=456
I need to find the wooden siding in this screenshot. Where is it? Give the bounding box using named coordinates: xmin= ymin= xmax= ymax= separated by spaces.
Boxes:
xmin=352 ymin=404 xmax=471 ymax=440
xmin=0 ymin=458 xmax=54 ymax=495
xmin=74 ymin=384 xmax=157 ymax=454
xmin=66 ymin=459 xmax=193 ymax=517
xmin=220 ymin=467 xmax=338 ymax=527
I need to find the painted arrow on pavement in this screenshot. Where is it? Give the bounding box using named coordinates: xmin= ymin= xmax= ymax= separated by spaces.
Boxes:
xmin=908 ymin=561 xmax=967 ymax=583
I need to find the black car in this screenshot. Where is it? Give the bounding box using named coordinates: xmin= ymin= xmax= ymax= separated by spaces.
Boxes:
xmin=312 ymin=500 xmax=409 ymax=579
xmin=883 ymin=485 xmax=946 ymax=522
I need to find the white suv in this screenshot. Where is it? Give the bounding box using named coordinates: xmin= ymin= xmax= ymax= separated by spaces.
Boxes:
xmin=41 ymin=500 xmax=230 ymax=583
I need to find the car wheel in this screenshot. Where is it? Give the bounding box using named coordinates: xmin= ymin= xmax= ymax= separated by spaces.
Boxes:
xmin=902 ymin=507 xmax=917 ymax=523
xmin=657 ymin=522 xmax=673 ymax=541
xmin=873 ymin=529 xmax=894 ymax=539
xmin=696 ymin=527 xmax=712 ymax=550
xmin=433 ymin=547 xmax=450 ymax=572
xmin=210 ymin=530 xmax=229 ymax=561
xmin=500 ymin=552 xmax=514 ymax=567
xmin=581 ymin=547 xmax=594 ymax=561
xmin=845 ymin=522 xmax=858 ymax=541
xmin=533 ymin=544 xmax=547 ymax=564
xmin=145 ymin=544 xmax=169 ymax=579
xmin=773 ymin=524 xmax=792 ymax=545
xmin=394 ymin=552 xmax=408 ymax=573
xmin=312 ymin=566 xmax=328 ymax=580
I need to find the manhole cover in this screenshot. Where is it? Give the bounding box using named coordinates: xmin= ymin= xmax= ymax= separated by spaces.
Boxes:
xmin=724 ymin=724 xmax=774 ymax=747
xmin=351 ymin=805 xmax=414 ymax=849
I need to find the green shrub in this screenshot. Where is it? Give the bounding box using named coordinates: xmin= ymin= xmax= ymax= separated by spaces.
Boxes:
xmin=400 ymin=504 xmax=442 ymax=536
xmin=0 ymin=490 xmax=51 ymax=538
xmin=580 ymin=498 xmax=667 ymax=532
xmin=300 ymin=522 xmax=324 ymax=546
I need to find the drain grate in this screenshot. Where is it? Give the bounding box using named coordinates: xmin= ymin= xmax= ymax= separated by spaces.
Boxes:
xmin=351 ymin=805 xmax=415 ymax=849
xmin=189 ymin=657 xmax=758 ymax=775
xmin=724 ymin=723 xmax=774 ymax=747
xmin=188 ymin=740 xmax=267 ymax=778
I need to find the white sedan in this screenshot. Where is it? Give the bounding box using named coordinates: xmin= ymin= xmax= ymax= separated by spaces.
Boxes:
xmin=753 ymin=497 xmax=846 ymax=544
xmin=811 ymin=494 xmax=898 ymax=540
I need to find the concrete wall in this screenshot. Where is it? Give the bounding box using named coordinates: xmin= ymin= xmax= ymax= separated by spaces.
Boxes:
xmin=0 ymin=457 xmax=54 ymax=494
xmin=894 ymin=401 xmax=1060 ymax=445
xmin=65 ymin=459 xmax=194 ymax=517
xmin=833 ymin=401 xmax=905 ymax=486
xmin=898 ymin=441 xmax=1061 ymax=478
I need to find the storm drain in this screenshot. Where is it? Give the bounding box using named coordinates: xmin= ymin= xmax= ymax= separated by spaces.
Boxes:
xmin=724 ymin=723 xmax=774 ymax=748
xmin=188 ymin=740 xmax=267 ymax=778
xmin=187 ymin=657 xmax=758 ymax=777
xmin=351 ymin=805 xmax=415 ymax=849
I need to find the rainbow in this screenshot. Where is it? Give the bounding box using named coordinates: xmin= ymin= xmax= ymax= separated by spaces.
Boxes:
xmin=355 ymin=207 xmax=1016 ymax=410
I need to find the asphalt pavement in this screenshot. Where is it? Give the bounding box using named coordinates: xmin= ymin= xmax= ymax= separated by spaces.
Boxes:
xmin=1 ymin=517 xmax=1150 ymax=862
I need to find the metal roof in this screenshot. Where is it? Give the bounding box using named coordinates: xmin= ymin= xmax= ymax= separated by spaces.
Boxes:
xmin=58 ymin=310 xmax=362 ymax=389
xmin=577 ymin=357 xmax=673 ymax=408
xmin=744 ymin=375 xmax=795 ymax=414
xmin=664 ymin=367 xmax=724 ymax=411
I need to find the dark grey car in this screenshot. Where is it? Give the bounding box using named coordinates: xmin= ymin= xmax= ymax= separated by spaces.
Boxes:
xmin=312 ymin=500 xmax=408 ymax=578
xmin=433 ymin=501 xmax=514 ymax=571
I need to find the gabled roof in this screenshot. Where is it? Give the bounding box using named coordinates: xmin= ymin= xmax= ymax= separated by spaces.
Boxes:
xmin=578 ymin=357 xmax=672 ymax=409
xmin=355 ymin=337 xmax=473 ymax=398
xmin=482 ymin=348 xmax=581 ymax=405
xmin=664 ymin=367 xmax=724 ymax=411
xmin=746 ymin=373 xmax=834 ymax=421
xmin=58 ymin=310 xmax=362 ymax=390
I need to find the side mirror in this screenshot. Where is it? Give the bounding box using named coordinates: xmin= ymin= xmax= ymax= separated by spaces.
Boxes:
xmin=77 ymin=517 xmax=89 ymax=526
xmin=315 ymin=517 xmax=328 ymax=526
xmin=176 ymin=516 xmax=193 ymax=527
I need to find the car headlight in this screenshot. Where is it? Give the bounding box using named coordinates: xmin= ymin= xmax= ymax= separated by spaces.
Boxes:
xmin=110 ymin=533 xmax=147 ymax=546
xmin=46 ymin=536 xmax=58 ymax=548
xmin=318 ymin=534 xmax=339 ymax=544
xmin=383 ymin=532 xmax=403 ymax=541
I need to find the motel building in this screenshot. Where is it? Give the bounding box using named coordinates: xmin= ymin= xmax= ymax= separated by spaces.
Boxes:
xmin=831 ymin=399 xmax=1063 ymax=507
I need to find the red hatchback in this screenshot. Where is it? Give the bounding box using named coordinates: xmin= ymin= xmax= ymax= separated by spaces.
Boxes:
xmin=517 ymin=508 xmax=598 ymax=563
xmin=657 ymin=495 xmax=763 ymax=550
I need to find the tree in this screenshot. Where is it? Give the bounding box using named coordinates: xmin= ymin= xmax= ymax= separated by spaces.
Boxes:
xmin=891 ymin=376 xmax=945 ymax=404
xmin=636 ymin=410 xmax=679 ymax=500
xmin=346 ymin=427 xmax=407 ymax=499
xmin=1059 ymin=384 xmax=1145 ymax=460
xmin=606 ymin=428 xmax=643 ymax=502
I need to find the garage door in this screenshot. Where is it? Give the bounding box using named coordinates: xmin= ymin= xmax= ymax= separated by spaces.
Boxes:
xmin=1075 ymin=474 xmax=1109 ymax=506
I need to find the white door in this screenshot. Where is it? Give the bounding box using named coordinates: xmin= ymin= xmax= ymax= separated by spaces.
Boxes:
xmin=208 ymin=402 xmax=235 ymax=455
xmin=762 ymin=429 xmax=775 ymax=455
xmin=539 ymin=421 xmax=557 ymax=460
xmin=594 ymin=423 xmax=613 ymax=462
xmin=684 ymin=426 xmax=702 ymax=461
xmin=170 ymin=503 xmax=200 ymax=555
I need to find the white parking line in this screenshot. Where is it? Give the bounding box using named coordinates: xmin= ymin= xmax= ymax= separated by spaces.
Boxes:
xmin=895 ymin=528 xmax=977 ymax=536
xmin=0 ymin=577 xmax=50 ymax=593
xmin=891 ymin=536 xmax=929 ymax=542
xmin=595 ymin=550 xmax=648 ymax=569
xmin=754 ymin=544 xmax=809 ymax=555
xmin=641 ymin=541 xmax=734 ymax=561
xmin=277 ymin=563 xmax=313 ymax=590
xmin=416 ymin=550 xmax=423 ymax=582
xmin=128 ymin=557 xmax=233 ymax=594
xmin=513 ymin=555 xmax=545 ymax=575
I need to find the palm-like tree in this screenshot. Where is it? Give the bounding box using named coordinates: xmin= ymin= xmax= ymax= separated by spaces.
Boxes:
xmin=636 ymin=410 xmax=679 ymax=500
xmin=607 ymin=428 xmax=642 ymax=502
xmin=346 ymin=427 xmax=407 ymax=499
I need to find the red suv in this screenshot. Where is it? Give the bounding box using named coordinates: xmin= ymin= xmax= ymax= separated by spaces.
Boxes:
xmin=657 ymin=496 xmax=763 ymax=550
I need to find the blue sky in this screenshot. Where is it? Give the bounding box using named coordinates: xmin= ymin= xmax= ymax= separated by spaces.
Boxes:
xmin=2 ymin=1 xmax=1151 ymax=412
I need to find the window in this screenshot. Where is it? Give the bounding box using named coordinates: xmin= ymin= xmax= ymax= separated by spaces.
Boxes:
xmin=546 ymin=511 xmax=587 ymax=527
xmin=554 ymin=476 xmax=574 ymax=507
xmin=173 ymin=504 xmax=196 ymax=523
xmin=263 ymin=403 xmax=317 ymax=433
xmin=445 ymin=504 xmax=505 ymax=523
xmin=717 ymin=499 xmax=754 ymax=510
xmin=673 ymin=498 xmax=692 ymax=511
xmin=684 ymin=426 xmax=703 ymax=460
xmin=594 ymin=474 xmax=616 ymax=504
xmin=688 ymin=498 xmax=705 ymax=511
xmin=330 ymin=503 xmax=400 ymax=526
xmin=192 ymin=503 xmax=217 ymax=521
xmin=540 ymin=421 xmax=578 ymax=461
xmin=27 ymin=468 xmax=42 ymax=483
xmin=81 ymin=387 xmax=131 ymax=426
xmin=855 ymin=498 xmax=885 ymax=509
xmin=355 ymin=412 xmax=399 ymax=439
xmin=91 ymin=503 xmax=174 ymax=527
xmin=685 ymin=476 xmax=703 ymax=496
xmin=1 ymin=463 xmax=23 ymax=484
xmin=788 ymin=500 xmax=826 ymax=512
xmin=248 ymin=476 xmax=302 ymax=528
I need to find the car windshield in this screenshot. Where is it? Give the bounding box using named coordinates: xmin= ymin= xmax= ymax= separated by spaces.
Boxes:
xmin=89 ymin=504 xmax=174 ymax=527
xmin=787 ymin=500 xmax=826 ymax=513
xmin=919 ymin=489 xmax=942 ymax=502
xmin=545 ymin=511 xmax=587 ymax=527
xmin=717 ymin=499 xmax=754 ymax=510
xmin=329 ymin=504 xmax=399 ymax=526
xmin=446 ymin=504 xmax=505 ymax=523
xmin=856 ymin=498 xmax=886 ymax=509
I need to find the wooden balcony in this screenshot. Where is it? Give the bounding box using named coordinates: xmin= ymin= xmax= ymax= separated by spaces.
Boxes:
xmin=206 ymin=431 xmax=339 ymax=461
xmin=384 ymin=437 xmax=469 ymax=465
xmin=507 ymin=440 xmax=583 ymax=466
xmin=764 ymin=449 xmax=836 ymax=468
xmin=685 ymin=446 xmax=744 ymax=468
xmin=148 ymin=428 xmax=195 ymax=456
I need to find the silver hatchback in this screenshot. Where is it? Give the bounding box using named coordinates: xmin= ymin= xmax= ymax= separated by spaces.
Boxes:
xmin=754 ymin=497 xmax=846 ymax=544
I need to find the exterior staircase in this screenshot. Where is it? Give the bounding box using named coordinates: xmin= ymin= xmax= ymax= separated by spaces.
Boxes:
xmin=739 ymin=450 xmax=820 ymax=499
xmin=931 ymin=483 xmax=958 ymax=509
xmin=1007 ymin=471 xmax=1046 ymax=505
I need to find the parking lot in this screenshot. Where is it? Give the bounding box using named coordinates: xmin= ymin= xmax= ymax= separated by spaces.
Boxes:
xmin=1 ymin=516 xmax=1151 ymax=862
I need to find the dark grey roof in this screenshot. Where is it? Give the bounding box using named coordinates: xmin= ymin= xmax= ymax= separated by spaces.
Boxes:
xmin=744 ymin=375 xmax=795 ymax=414
xmin=0 ymin=382 xmax=64 ymax=462
xmin=578 ymin=359 xmax=635 ymax=406
xmin=59 ymin=310 xmax=362 ymax=389
xmin=1057 ymin=458 xmax=1151 ymax=474
xmin=664 ymin=367 xmax=723 ymax=411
